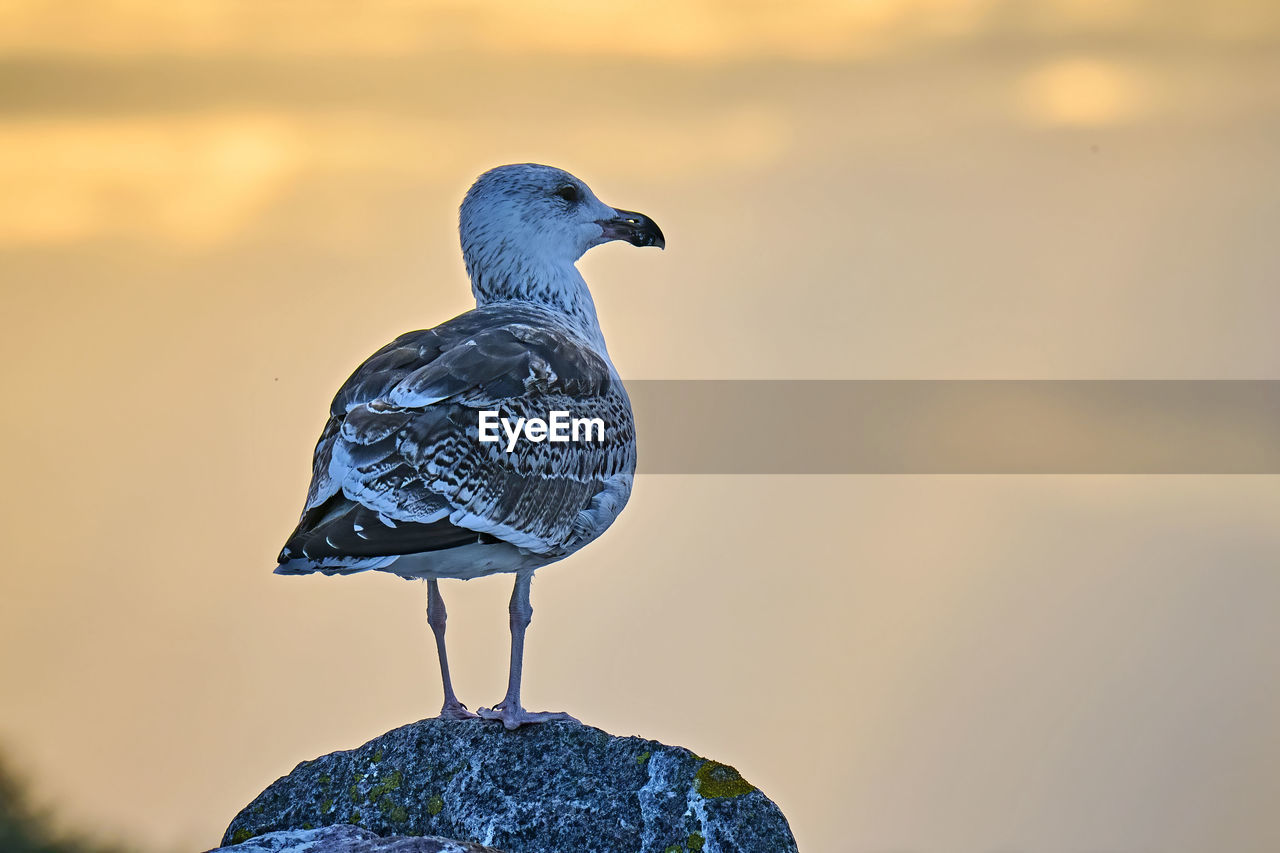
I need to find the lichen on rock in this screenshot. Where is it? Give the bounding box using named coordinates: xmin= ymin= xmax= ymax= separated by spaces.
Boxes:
xmin=219 ymin=718 xmax=796 ymax=853
xmin=694 ymin=761 xmax=755 ymax=799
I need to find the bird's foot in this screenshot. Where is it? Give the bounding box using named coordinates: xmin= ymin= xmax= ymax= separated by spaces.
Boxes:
xmin=477 ymin=701 xmax=579 ymax=731
xmin=436 ymin=700 xmax=479 ymax=721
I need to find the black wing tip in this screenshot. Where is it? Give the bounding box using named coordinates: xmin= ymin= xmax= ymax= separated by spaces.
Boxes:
xmin=275 ymin=557 xmax=377 ymax=577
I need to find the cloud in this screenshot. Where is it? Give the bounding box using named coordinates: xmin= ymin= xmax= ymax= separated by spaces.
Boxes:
xmin=1018 ymin=57 xmax=1149 ymax=126
xmin=0 ymin=113 xmax=299 ymax=247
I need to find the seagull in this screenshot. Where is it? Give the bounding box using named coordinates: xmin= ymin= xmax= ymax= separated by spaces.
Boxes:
xmin=275 ymin=164 xmax=663 ymax=729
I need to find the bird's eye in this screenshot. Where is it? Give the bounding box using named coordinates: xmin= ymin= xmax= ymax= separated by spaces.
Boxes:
xmin=553 ymin=185 xmax=580 ymax=203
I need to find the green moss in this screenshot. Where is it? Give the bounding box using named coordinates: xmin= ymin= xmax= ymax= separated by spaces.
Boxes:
xmin=349 ymin=784 xmax=361 ymax=803
xmin=356 ymin=768 xmax=406 ymax=824
xmin=635 ymin=750 xmax=651 ymax=766
xmin=426 ymin=794 xmax=445 ymax=816
xmin=367 ymin=770 xmax=403 ymax=801
xmin=663 ymin=845 xmax=682 ymax=853
xmin=348 ymin=811 xmax=362 ymax=825
xmin=693 ymin=761 xmax=755 ymax=799
xmin=372 ymin=748 xmax=384 ymax=763
xmin=319 ymin=797 xmax=333 ymax=814
xmin=301 ymin=822 xmax=314 ymax=830
xmin=376 ymin=792 xmax=409 ymax=823
xmin=230 ymin=829 xmax=253 ymax=844
xmin=688 ymin=831 xmax=705 ymax=850
xmin=318 ymin=773 xmax=331 ymax=786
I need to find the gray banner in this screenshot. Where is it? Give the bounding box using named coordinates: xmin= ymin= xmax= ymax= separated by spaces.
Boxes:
xmin=625 ymin=380 xmax=1280 ymax=473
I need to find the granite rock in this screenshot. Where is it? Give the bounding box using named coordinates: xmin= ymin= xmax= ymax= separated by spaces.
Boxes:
xmin=210 ymin=825 xmax=504 ymax=852
xmin=220 ymin=719 xmax=795 ymax=853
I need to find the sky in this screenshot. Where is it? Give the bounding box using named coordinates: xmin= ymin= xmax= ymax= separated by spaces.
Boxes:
xmin=2 ymin=1 xmax=1279 ymax=851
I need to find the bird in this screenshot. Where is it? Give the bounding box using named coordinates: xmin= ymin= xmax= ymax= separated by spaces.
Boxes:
xmin=275 ymin=164 xmax=664 ymax=729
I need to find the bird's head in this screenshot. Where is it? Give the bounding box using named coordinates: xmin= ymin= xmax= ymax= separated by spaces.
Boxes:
xmin=459 ymin=164 xmax=664 ymax=307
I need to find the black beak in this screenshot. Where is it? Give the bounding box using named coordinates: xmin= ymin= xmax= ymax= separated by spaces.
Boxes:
xmin=597 ymin=209 xmax=665 ymax=249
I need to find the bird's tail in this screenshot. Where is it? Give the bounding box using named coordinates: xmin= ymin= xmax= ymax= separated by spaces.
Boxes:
xmin=273 ymin=555 xmax=394 ymax=576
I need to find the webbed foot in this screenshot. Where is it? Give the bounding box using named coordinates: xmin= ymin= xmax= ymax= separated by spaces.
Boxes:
xmin=437 ymin=701 xmax=479 ymax=721
xmin=477 ymin=701 xmax=578 ymax=730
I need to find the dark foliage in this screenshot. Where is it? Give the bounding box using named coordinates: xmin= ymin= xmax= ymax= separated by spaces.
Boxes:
xmin=0 ymin=752 xmax=125 ymax=853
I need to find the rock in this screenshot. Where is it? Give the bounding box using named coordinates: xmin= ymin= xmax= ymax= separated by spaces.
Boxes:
xmin=220 ymin=719 xmax=796 ymax=853
xmin=210 ymin=825 xmax=505 ymax=852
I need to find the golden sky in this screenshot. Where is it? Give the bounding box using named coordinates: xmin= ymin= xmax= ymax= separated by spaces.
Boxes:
xmin=2 ymin=2 xmax=1279 ymax=851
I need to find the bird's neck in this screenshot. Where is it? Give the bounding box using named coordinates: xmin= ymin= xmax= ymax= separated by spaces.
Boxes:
xmin=469 ymin=258 xmax=610 ymax=355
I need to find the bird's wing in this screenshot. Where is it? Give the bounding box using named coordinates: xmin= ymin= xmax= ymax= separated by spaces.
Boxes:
xmin=279 ymin=305 xmax=635 ymax=566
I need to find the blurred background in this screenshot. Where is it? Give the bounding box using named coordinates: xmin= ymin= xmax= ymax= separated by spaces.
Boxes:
xmin=2 ymin=1 xmax=1279 ymax=851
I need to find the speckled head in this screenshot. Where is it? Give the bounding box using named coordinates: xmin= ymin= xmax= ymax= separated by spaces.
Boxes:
xmin=459 ymin=163 xmax=664 ymax=309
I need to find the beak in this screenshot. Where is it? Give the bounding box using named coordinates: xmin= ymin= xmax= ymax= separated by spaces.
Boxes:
xmin=597 ymin=208 xmax=665 ymax=249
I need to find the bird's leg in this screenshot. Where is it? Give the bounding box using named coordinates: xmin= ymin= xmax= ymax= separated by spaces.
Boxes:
xmin=478 ymin=570 xmax=579 ymax=730
xmin=427 ymin=579 xmax=477 ymax=720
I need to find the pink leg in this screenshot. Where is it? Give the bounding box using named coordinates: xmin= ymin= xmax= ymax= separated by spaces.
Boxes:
xmin=478 ymin=571 xmax=579 ymax=730
xmin=428 ymin=579 xmax=477 ymax=721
